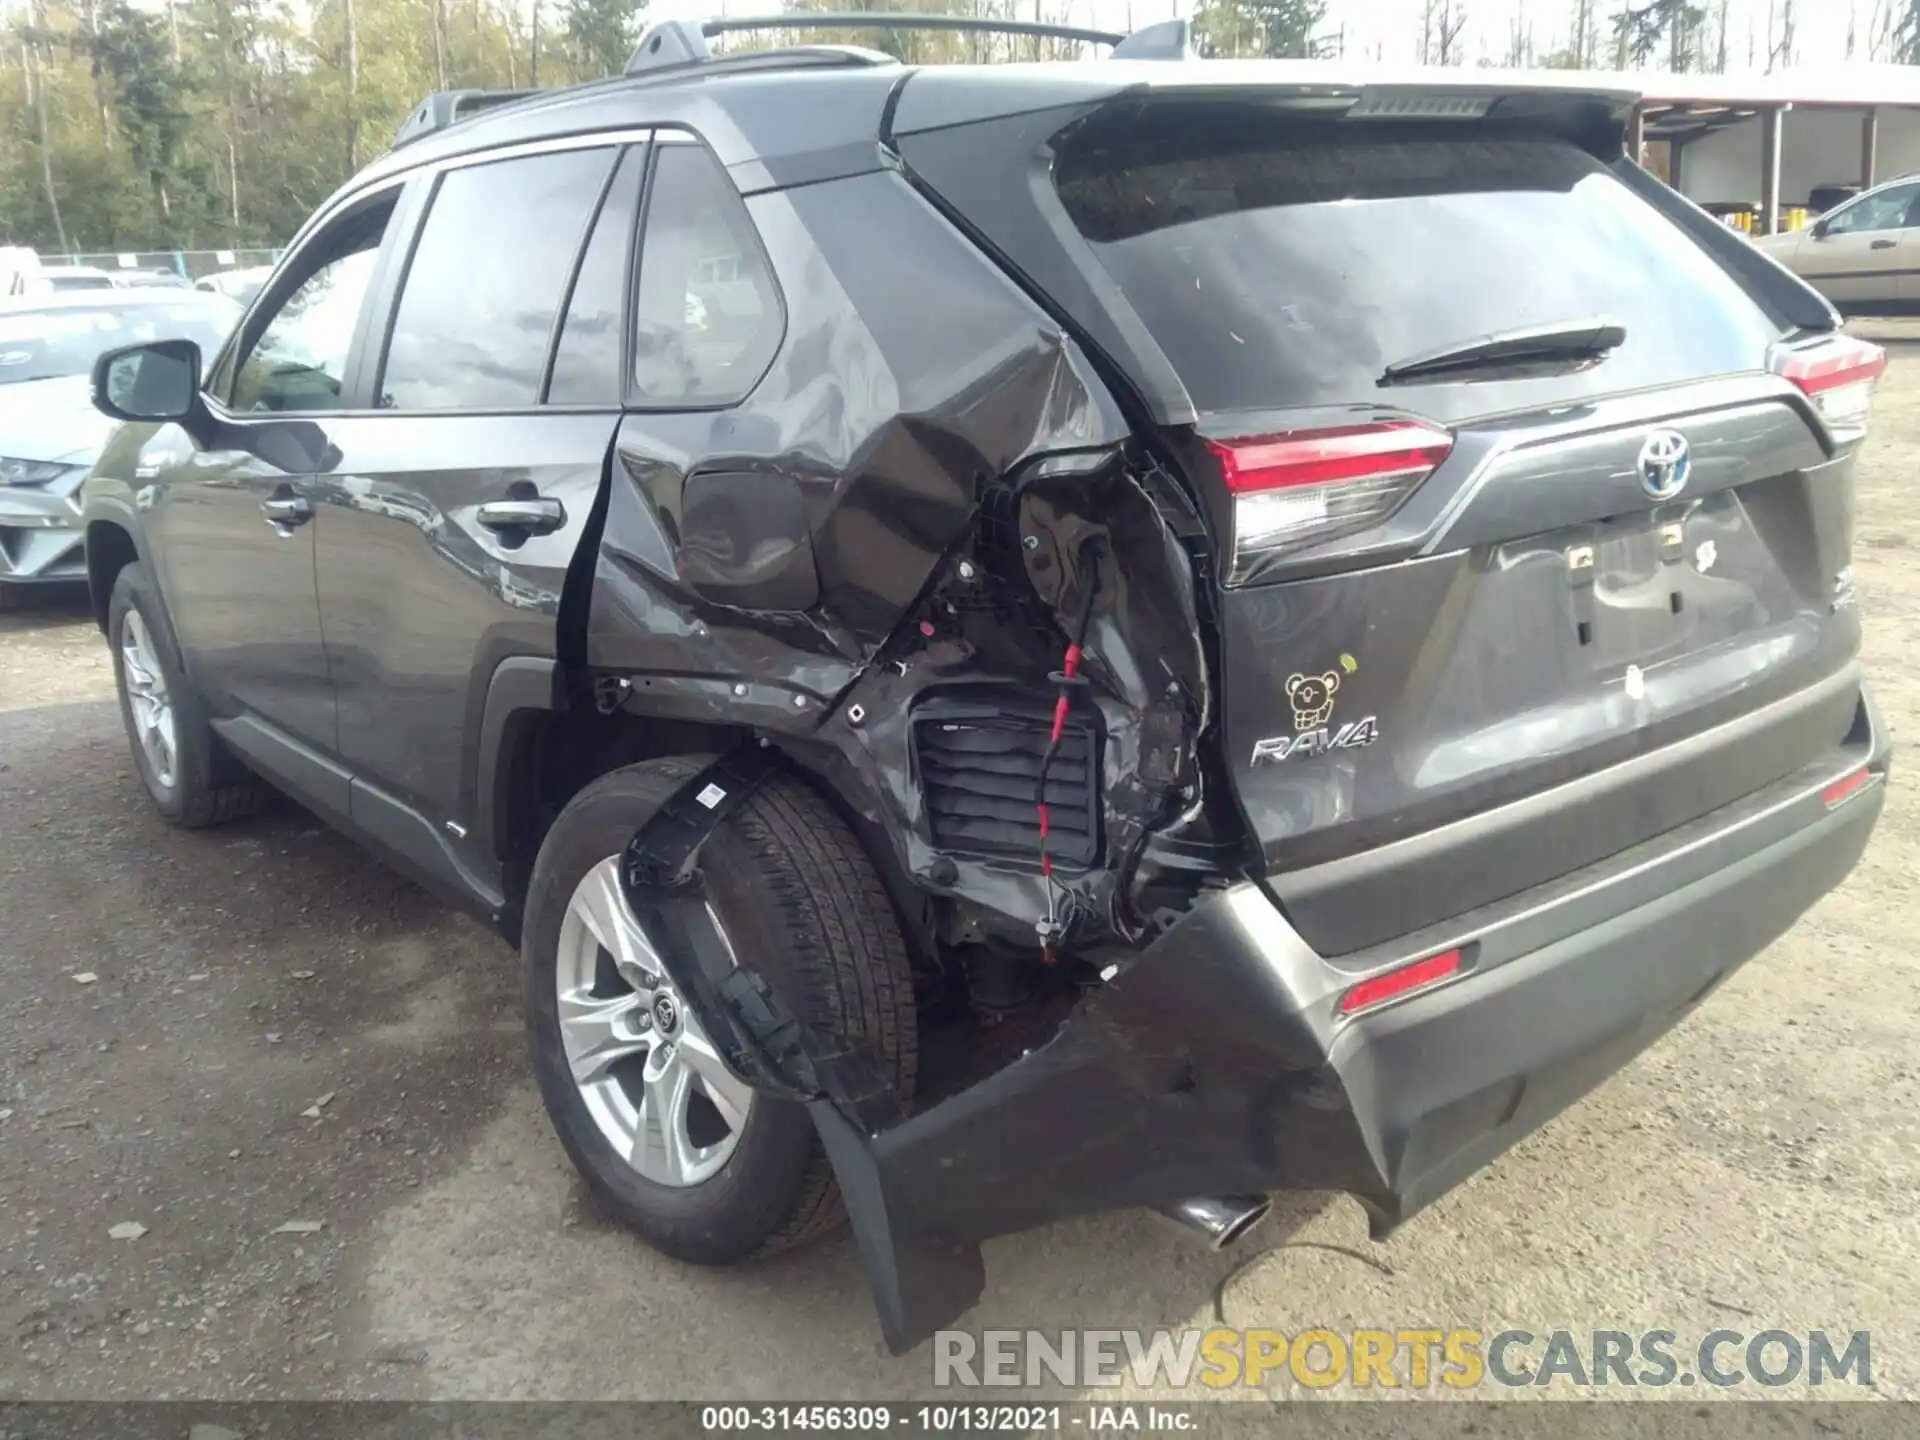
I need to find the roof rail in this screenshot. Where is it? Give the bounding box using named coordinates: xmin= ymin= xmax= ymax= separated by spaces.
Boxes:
xmin=626 ymin=13 xmax=1128 ymax=76
xmin=392 ymin=88 xmax=541 ymax=149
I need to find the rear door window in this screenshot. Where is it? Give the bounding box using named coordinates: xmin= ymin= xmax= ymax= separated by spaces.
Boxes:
xmin=630 ymin=142 xmax=783 ymax=408
xmin=378 ymin=146 xmax=616 ymax=411
xmin=1054 ymin=126 xmax=1786 ymax=422
xmin=548 ymin=146 xmax=644 ymax=406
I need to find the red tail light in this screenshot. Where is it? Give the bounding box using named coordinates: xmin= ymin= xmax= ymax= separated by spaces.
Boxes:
xmin=1776 ymin=334 xmax=1886 ymax=437
xmin=1339 ymin=947 xmax=1463 ymax=1017
xmin=1207 ymin=420 xmax=1453 ymax=585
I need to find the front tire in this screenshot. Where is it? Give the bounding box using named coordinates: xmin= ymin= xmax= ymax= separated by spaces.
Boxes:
xmin=523 ymin=758 xmax=918 ymax=1264
xmin=107 ymin=565 xmax=263 ymax=828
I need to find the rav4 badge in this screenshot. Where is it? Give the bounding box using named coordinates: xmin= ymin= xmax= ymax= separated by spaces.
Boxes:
xmin=1251 ymin=717 xmax=1381 ymax=767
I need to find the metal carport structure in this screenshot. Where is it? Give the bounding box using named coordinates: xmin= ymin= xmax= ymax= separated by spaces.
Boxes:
xmin=1627 ymin=68 xmax=1920 ymax=234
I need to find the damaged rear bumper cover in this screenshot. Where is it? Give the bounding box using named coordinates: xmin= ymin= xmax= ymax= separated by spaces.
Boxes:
xmin=635 ymin=709 xmax=1887 ymax=1356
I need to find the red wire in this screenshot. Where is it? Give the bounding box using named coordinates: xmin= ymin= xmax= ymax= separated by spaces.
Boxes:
xmin=1036 ymin=641 xmax=1084 ymax=942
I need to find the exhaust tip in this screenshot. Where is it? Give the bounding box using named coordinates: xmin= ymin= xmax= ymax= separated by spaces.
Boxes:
xmin=1214 ymin=1196 xmax=1272 ymax=1249
xmin=1151 ymin=1194 xmax=1273 ymax=1250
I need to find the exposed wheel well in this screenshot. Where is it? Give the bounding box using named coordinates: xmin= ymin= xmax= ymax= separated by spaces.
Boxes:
xmin=86 ymin=521 xmax=138 ymax=633
xmin=489 ymin=698 xmax=937 ymax=979
xmin=493 ymin=701 xmax=748 ymax=935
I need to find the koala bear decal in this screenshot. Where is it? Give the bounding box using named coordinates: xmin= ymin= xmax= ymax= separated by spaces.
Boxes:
xmin=1286 ymin=671 xmax=1341 ymax=731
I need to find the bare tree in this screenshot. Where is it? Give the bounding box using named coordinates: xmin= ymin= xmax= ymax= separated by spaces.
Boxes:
xmin=77 ymin=0 xmax=112 ymax=151
xmin=24 ymin=27 xmax=69 ymax=251
xmin=1506 ymin=0 xmax=1534 ymax=65
xmin=1444 ymin=1 xmax=1469 ymax=63
xmin=432 ymin=0 xmax=448 ymax=88
xmin=1868 ymin=0 xmax=1904 ymax=59
xmin=1421 ymin=0 xmax=1469 ymax=63
xmin=344 ymin=0 xmax=359 ymax=172
xmin=1573 ymin=0 xmax=1599 ymax=63
xmin=211 ymin=127 xmax=240 ymax=226
xmin=1767 ymin=0 xmax=1796 ymax=70
xmin=213 ymin=0 xmax=245 ymax=228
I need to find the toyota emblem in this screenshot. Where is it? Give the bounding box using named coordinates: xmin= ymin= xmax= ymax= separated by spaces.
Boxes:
xmin=1637 ymin=429 xmax=1692 ymax=500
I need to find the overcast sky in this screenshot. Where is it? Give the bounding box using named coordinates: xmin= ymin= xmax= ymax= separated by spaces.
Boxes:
xmin=655 ymin=0 xmax=1888 ymax=70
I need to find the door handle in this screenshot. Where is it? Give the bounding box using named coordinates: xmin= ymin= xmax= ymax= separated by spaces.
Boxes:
xmin=1872 ymin=238 xmax=1899 ymax=249
xmin=260 ymin=491 xmax=312 ymax=530
xmin=476 ymin=496 xmax=566 ymax=536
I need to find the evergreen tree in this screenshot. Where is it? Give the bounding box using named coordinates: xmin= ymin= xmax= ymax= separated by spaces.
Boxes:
xmin=1194 ymin=0 xmax=1330 ymax=59
xmin=562 ymin=0 xmax=641 ymax=79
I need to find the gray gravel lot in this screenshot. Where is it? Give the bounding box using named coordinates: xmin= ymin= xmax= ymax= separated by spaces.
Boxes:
xmin=3 ymin=330 xmax=1919 ymax=1404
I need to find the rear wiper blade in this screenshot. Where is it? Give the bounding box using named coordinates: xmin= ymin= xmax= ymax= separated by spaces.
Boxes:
xmin=1379 ymin=317 xmax=1628 ymax=386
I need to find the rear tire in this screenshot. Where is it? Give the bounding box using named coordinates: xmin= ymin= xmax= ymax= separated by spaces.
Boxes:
xmin=523 ymin=758 xmax=918 ymax=1263
xmin=107 ymin=565 xmax=264 ymax=828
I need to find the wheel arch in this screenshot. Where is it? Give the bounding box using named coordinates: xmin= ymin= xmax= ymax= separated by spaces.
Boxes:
xmin=86 ymin=511 xmax=197 ymax=718
xmin=476 ymin=670 xmax=749 ymax=943
xmin=477 ymin=674 xmax=933 ymax=973
xmin=85 ymin=517 xmax=141 ymax=634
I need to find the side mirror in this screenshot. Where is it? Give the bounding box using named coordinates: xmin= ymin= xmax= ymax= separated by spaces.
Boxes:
xmin=1809 ymin=218 xmax=1832 ymax=240
xmin=91 ymin=339 xmax=203 ymax=424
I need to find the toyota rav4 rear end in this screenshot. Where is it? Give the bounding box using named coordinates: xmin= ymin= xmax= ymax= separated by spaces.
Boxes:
xmin=750 ymin=62 xmax=1890 ymax=1352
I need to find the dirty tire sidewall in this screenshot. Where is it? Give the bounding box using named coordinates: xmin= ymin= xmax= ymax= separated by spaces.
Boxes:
xmin=107 ymin=564 xmax=248 ymax=828
xmin=523 ymin=758 xmax=918 ymax=1266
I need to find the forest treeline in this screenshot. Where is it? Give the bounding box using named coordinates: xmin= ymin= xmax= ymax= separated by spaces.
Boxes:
xmin=2 ymin=0 xmax=1915 ymax=254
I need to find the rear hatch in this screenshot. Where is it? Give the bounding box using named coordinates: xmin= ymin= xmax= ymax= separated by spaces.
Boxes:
xmin=893 ymin=75 xmax=1879 ymax=955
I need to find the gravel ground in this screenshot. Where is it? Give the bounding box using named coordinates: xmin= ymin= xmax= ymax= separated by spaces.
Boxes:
xmin=2 ymin=331 xmax=1918 ymax=1405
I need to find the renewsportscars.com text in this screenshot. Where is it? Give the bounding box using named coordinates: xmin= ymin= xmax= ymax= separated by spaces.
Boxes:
xmin=933 ymin=1327 xmax=1873 ymax=1391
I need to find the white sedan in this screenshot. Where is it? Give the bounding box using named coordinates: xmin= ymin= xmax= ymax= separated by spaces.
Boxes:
xmin=1753 ymin=173 xmax=1920 ymax=315
xmin=0 ymin=289 xmax=241 ymax=605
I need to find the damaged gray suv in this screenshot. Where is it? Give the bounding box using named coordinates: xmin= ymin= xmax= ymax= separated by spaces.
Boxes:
xmin=79 ymin=16 xmax=1890 ymax=1352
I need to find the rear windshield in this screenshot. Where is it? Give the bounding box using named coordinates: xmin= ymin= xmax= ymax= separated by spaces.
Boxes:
xmin=1054 ymin=124 xmax=1785 ymax=421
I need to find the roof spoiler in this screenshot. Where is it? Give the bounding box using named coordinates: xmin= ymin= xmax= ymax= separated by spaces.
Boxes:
xmin=391 ymin=88 xmax=541 ymax=150
xmin=624 ymin=13 xmax=1195 ymax=75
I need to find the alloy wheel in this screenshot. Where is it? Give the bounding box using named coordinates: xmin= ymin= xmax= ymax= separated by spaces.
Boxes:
xmin=555 ymin=856 xmax=755 ymax=1187
xmin=120 ymin=610 xmax=177 ymax=791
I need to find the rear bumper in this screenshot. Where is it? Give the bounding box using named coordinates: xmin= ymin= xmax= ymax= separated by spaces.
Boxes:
xmin=819 ymin=684 xmax=1888 ymax=1353
xmin=1336 ymin=753 xmax=1882 ymax=1226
